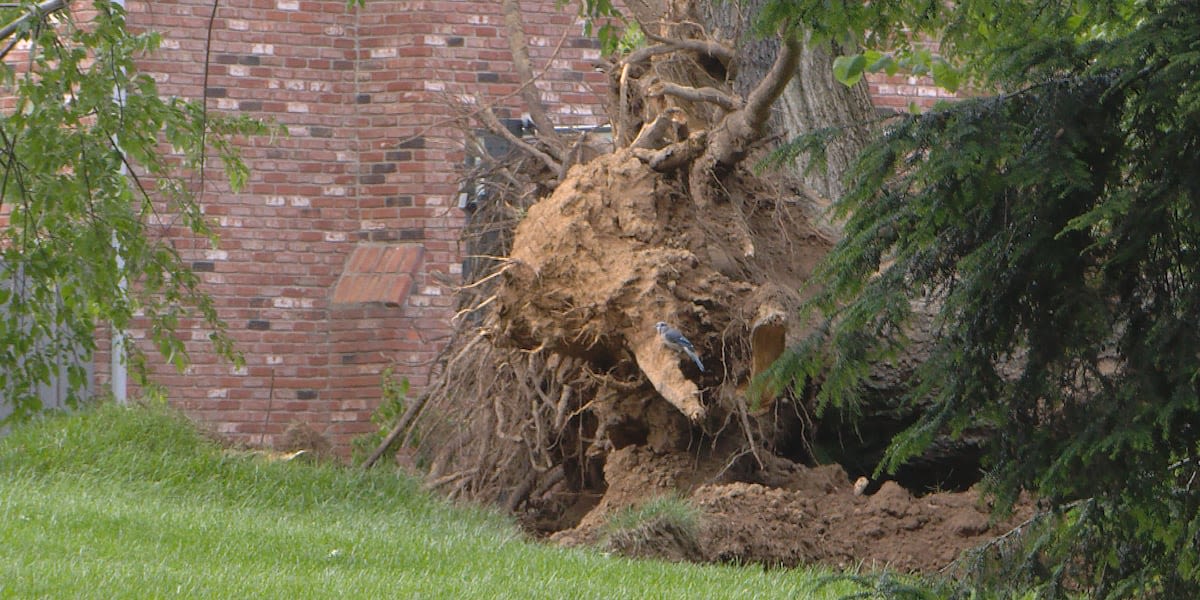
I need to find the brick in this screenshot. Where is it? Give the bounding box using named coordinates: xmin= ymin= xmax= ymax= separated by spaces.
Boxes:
xmin=396 ymin=136 xmax=425 ymax=149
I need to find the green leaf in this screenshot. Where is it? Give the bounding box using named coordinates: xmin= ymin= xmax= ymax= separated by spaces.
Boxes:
xmin=832 ymin=53 xmax=868 ymax=87
xmin=930 ymin=58 xmax=960 ymax=93
xmin=865 ymin=50 xmax=897 ymax=75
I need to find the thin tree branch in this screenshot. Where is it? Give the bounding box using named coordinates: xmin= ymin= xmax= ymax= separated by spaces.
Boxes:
xmin=500 ymin=0 xmax=564 ymax=160
xmin=350 ymin=25 xmax=575 ymax=161
xmin=0 ymin=0 xmax=63 ymax=44
xmin=198 ymin=0 xmax=220 ymax=205
xmin=475 ymin=102 xmax=561 ymax=177
xmin=624 ymin=33 xmax=734 ymax=66
xmin=362 ymin=393 xmax=430 ymax=469
xmin=649 ymin=81 xmax=740 ymax=112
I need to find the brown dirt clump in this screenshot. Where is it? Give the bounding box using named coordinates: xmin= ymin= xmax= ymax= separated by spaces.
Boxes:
xmin=693 ymin=476 xmax=1032 ymax=574
xmin=546 ymin=445 xmax=1031 ymax=575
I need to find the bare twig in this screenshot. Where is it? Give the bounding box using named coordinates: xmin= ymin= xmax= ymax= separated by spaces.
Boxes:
xmin=500 ymin=0 xmax=565 ymax=159
xmin=428 ymin=469 xmax=478 ymax=489
xmin=504 ymin=470 xmax=539 ymax=513
xmin=476 ymin=102 xmax=561 ymax=176
xmin=734 ymin=396 xmax=764 ymax=470
xmin=370 ymin=22 xmax=576 ymax=158
xmin=688 ymin=28 xmax=802 ymax=211
xmin=361 ymin=392 xmax=430 ymax=469
xmin=260 ymin=368 xmax=275 ymax=447
xmin=940 ymin=498 xmax=1093 ymax=574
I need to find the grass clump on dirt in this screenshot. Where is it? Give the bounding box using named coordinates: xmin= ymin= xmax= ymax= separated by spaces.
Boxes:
xmin=603 ymin=495 xmax=701 ymax=538
xmin=0 ymin=402 xmax=860 ymax=599
xmin=600 ymin=495 xmax=703 ymax=563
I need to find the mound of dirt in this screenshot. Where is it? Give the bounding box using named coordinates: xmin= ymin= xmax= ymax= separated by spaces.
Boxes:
xmin=550 ymin=447 xmax=1031 ymax=574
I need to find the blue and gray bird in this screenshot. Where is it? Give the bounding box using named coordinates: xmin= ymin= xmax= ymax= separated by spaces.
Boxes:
xmin=655 ymin=321 xmax=705 ymax=372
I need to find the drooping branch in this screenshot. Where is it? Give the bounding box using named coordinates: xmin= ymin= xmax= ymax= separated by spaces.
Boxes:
xmin=500 ymin=0 xmax=565 ymax=160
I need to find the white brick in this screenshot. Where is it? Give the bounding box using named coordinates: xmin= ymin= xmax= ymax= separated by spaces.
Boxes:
xmin=273 ymin=297 xmax=314 ymax=309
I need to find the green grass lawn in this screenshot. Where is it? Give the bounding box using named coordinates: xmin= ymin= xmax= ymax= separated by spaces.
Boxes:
xmin=0 ymin=403 xmax=862 ymax=599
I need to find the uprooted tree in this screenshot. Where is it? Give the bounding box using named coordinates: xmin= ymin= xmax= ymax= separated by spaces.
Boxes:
xmin=378 ymin=0 xmax=924 ymax=538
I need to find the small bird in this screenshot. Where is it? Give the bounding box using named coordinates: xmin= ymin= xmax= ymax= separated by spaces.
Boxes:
xmin=655 ymin=321 xmax=705 ymax=372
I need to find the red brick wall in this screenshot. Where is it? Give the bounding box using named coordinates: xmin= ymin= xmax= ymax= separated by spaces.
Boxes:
xmin=99 ymin=0 xmax=610 ymax=451
xmin=90 ymin=2 xmax=946 ymax=453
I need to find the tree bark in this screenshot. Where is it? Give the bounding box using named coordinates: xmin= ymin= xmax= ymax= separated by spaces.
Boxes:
xmin=698 ymin=0 xmax=876 ymax=202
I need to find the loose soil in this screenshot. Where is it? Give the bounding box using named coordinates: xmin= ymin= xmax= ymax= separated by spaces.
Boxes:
xmin=543 ymin=446 xmax=1031 ymax=574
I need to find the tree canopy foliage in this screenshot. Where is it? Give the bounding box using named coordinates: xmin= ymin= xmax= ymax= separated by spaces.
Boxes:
xmin=0 ymin=1 xmax=265 ymax=423
xmin=761 ymin=0 xmax=1200 ymax=596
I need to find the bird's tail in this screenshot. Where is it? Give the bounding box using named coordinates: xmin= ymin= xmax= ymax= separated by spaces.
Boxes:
xmin=685 ymin=348 xmax=705 ymax=372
